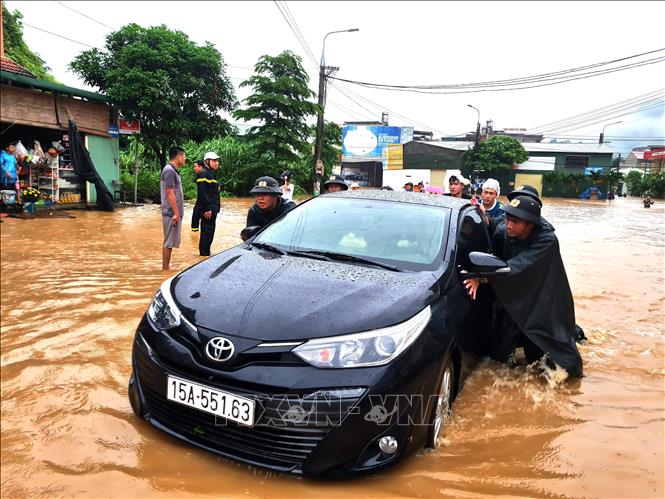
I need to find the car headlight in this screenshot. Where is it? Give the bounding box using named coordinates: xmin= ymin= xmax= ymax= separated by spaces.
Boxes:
xmin=147 ymin=277 xmax=181 ymax=331
xmin=293 ymin=306 xmax=431 ymax=368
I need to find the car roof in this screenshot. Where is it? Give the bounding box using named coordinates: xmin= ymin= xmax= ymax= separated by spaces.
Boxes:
xmin=323 ymin=189 xmax=472 ymax=210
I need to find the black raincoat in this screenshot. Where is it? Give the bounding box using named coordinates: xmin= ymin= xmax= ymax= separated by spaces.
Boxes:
xmin=246 ymin=197 xmax=296 ymax=229
xmin=488 ymin=219 xmax=583 ymax=377
xmin=68 ymin=120 xmax=114 ymax=211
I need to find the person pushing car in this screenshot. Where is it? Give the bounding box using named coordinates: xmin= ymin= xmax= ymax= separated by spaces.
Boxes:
xmin=464 ymin=189 xmax=584 ymax=378
xmin=241 ymin=176 xmax=296 ymax=241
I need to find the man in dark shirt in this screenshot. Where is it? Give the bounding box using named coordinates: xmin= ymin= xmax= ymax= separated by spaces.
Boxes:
xmin=444 ymin=175 xmax=472 ymax=199
xmin=241 ymin=176 xmax=296 ymax=240
xmin=191 ymin=159 xmax=205 ymax=233
xmin=464 ymin=194 xmax=583 ymax=377
xmin=196 ymin=152 xmax=221 ymax=256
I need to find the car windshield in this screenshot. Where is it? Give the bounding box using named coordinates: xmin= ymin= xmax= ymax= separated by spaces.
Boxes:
xmin=254 ymin=197 xmax=449 ymax=270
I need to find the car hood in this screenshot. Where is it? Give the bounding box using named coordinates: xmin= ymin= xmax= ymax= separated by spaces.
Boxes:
xmin=172 ymin=247 xmax=440 ymax=341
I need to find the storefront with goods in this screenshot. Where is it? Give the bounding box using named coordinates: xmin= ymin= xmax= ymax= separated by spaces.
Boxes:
xmin=0 ymin=63 xmax=119 ymax=213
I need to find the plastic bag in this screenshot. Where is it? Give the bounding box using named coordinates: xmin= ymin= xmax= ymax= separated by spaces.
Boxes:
xmin=52 ymin=141 xmax=66 ymax=154
xmin=33 ymin=140 xmax=45 ymax=159
xmin=14 ymin=140 xmax=28 ymax=158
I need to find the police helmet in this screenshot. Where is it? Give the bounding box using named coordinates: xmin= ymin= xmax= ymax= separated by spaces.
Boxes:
xmin=501 ymin=195 xmax=542 ymax=226
xmin=506 ymin=184 xmax=542 ymax=207
xmin=249 ymin=176 xmax=282 ymax=195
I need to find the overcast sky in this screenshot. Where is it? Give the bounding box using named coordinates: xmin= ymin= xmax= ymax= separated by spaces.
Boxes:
xmin=5 ymin=0 xmax=664 ymax=153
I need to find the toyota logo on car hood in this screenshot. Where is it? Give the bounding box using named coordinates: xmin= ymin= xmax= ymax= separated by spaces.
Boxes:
xmin=205 ymin=337 xmax=235 ymax=362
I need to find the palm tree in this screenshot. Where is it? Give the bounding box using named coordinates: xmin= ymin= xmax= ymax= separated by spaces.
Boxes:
xmin=565 ymin=173 xmax=586 ymax=197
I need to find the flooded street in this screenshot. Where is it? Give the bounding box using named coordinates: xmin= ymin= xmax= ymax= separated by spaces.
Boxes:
xmin=1 ymin=197 xmax=663 ymax=498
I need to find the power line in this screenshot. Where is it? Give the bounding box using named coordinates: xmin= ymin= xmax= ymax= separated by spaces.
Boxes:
xmin=330 ymin=56 xmax=665 ymax=95
xmin=272 ymin=1 xmax=318 ymax=68
xmin=329 ymin=48 xmax=664 ymax=91
xmin=530 ymin=90 xmax=663 ymax=131
xmin=537 ymin=100 xmax=664 ymax=135
xmin=22 ymin=22 xmax=97 ymax=48
xmin=55 ymin=1 xmax=114 ymax=30
xmin=331 ymin=81 xmax=452 ymax=135
xmin=280 ymin=1 xmax=318 ymax=66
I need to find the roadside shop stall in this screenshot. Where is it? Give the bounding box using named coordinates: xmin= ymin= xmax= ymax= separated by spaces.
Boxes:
xmin=1 ymin=64 xmax=119 ymax=213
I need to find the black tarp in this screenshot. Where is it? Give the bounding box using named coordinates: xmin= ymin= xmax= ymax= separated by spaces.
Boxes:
xmin=488 ymin=220 xmax=583 ymax=377
xmin=68 ymin=120 xmax=114 ymax=211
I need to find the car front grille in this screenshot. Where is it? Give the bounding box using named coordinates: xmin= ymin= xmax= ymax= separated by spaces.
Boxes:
xmin=136 ymin=347 xmax=362 ymax=472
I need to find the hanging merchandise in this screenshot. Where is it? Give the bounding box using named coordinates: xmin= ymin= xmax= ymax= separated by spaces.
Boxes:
xmin=33 ymin=140 xmax=46 ymax=160
xmin=51 ymin=141 xmax=66 ymax=154
xmin=14 ymin=140 xmax=28 ymax=158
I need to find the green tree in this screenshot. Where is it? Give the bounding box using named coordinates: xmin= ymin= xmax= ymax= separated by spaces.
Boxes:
xmin=542 ymin=171 xmax=564 ymax=195
xmin=564 ymin=173 xmax=586 ymax=197
xmin=461 ymin=135 xmax=529 ymax=176
xmin=321 ymin=121 xmax=343 ymax=170
xmin=625 ymin=170 xmax=644 ymax=196
xmin=588 ymin=169 xmax=604 ymax=187
xmin=69 ymin=23 xmax=237 ymax=162
xmin=182 ymin=136 xmax=262 ymax=196
xmin=2 ymin=4 xmax=56 ymax=81
xmin=234 ymin=51 xmax=318 ymax=168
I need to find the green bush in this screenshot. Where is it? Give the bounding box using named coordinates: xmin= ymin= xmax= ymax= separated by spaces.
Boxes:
xmin=120 ymin=168 xmax=161 ymax=203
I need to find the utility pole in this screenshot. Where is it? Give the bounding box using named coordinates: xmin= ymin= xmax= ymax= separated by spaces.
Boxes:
xmin=312 ymin=28 xmax=359 ymax=196
xmin=312 ymin=64 xmax=337 ymax=196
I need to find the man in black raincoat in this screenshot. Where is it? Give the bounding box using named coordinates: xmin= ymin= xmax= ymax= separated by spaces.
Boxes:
xmin=464 ymin=192 xmax=584 ymax=377
xmin=241 ymin=176 xmax=296 ymax=241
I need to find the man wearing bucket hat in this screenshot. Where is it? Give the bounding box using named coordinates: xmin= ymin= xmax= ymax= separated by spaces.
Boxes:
xmin=322 ymin=174 xmax=349 ymax=193
xmin=463 ymin=194 xmax=584 ymax=378
xmin=241 ymin=176 xmax=296 ymax=240
xmin=196 ymin=152 xmax=222 ymax=257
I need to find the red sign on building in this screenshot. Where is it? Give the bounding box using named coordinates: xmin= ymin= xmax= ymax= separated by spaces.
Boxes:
xmin=118 ymin=119 xmax=141 ymax=135
xmin=643 ymin=149 xmax=665 ymax=160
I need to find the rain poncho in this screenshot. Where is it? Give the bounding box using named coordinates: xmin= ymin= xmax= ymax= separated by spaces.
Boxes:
xmin=488 ymin=219 xmax=583 ymax=377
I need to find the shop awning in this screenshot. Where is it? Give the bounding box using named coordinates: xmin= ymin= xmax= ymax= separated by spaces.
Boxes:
xmin=0 ymin=70 xmax=109 ymax=103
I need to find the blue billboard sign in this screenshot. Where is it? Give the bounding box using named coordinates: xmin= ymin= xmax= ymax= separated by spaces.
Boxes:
xmin=342 ymin=125 xmax=413 ymax=159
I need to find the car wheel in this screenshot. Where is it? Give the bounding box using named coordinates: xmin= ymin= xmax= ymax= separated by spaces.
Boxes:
xmin=425 ymin=357 xmax=455 ymax=448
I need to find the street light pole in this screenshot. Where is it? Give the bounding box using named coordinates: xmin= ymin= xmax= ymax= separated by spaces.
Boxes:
xmin=467 ymin=104 xmax=480 ymax=149
xmin=312 ymin=28 xmax=359 ymax=196
xmin=599 ymin=120 xmax=622 ymax=144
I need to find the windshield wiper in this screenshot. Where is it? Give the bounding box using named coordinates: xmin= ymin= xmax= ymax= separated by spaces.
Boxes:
xmin=249 ymin=242 xmax=285 ymax=255
xmin=303 ymin=250 xmax=401 ymax=272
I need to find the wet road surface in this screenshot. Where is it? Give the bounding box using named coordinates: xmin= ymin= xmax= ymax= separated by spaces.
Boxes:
xmin=1 ymin=196 xmax=663 ymax=498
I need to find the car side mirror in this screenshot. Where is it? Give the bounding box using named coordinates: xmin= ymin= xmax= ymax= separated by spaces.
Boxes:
xmin=240 ymin=225 xmax=261 ymax=242
xmin=459 ymin=251 xmax=510 ymax=277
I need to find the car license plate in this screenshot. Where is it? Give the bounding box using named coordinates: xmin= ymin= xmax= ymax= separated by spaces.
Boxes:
xmin=166 ymin=375 xmax=255 ymax=427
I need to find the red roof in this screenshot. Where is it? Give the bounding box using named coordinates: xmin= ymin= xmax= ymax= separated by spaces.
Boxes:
xmin=0 ymin=58 xmax=36 ymax=78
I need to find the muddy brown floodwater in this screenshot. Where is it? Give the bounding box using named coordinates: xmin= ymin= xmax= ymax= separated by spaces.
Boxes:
xmin=1 ymin=196 xmax=663 ymax=498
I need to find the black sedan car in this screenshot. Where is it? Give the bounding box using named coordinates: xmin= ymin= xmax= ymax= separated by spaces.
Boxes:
xmin=128 ymin=191 xmax=506 ymax=477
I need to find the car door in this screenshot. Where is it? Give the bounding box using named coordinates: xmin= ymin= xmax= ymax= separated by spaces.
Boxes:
xmin=453 ymin=207 xmax=495 ymax=361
